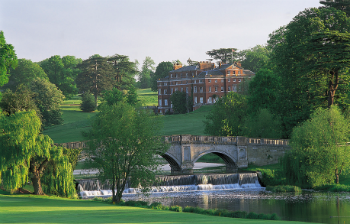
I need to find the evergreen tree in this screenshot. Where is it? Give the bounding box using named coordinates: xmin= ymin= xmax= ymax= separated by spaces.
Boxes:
xmin=320 ymin=0 xmax=350 ymax=16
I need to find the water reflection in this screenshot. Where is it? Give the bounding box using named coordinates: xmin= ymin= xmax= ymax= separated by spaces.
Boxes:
xmin=123 ymin=190 xmax=350 ymax=224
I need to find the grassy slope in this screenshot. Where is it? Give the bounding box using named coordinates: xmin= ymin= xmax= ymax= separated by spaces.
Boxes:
xmin=45 ymin=89 xmax=212 ymax=143
xmin=0 ymin=194 xmax=313 ymax=224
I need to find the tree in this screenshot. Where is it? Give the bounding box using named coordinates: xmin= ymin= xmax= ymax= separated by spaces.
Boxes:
xmin=39 ymin=55 xmax=82 ymax=99
xmin=170 ymin=91 xmax=192 ymax=114
xmin=267 ymin=7 xmax=350 ymax=138
xmin=150 ymin=61 xmax=173 ymax=92
xmin=239 ymin=45 xmax=270 ymax=73
xmin=84 ymin=102 xmax=166 ymax=203
xmin=4 ymin=58 xmax=48 ymax=90
xmin=138 ymin=56 xmax=155 ymax=89
xmin=0 ymin=31 xmax=17 ymax=87
xmin=204 ymin=92 xmax=247 ymax=136
xmin=281 ymin=106 xmax=350 ymax=187
xmin=80 ymin=92 xmax=96 ymax=112
xmin=30 ymin=78 xmax=65 ymax=127
xmin=320 ymin=0 xmax=350 ymax=16
xmin=0 ymin=110 xmax=76 ymax=196
xmin=206 ymin=48 xmax=237 ymax=63
xmin=107 ymin=54 xmax=137 ymax=90
xmin=99 ymin=86 xmax=138 ymax=109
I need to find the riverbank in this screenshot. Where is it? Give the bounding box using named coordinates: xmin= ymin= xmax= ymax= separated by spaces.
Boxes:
xmin=0 ymin=194 xmax=317 ymax=224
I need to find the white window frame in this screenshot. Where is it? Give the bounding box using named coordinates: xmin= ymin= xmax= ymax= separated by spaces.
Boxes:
xmin=200 ymin=97 xmax=203 ymax=103
xmin=221 ymin=86 xmax=224 ymax=92
xmin=164 ymin=99 xmax=168 ymax=106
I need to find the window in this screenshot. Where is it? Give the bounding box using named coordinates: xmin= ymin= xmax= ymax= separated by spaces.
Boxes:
xmin=233 ymin=85 xmax=237 ymax=92
xmin=209 ymin=87 xmax=212 ymax=92
xmin=164 ymin=99 xmax=168 ymax=106
xmin=171 ymin=104 xmax=173 ymax=108
xmin=192 ymin=72 xmax=194 ymax=76
xmin=208 ymin=97 xmax=212 ymax=103
xmin=233 ymin=71 xmax=236 ymax=74
xmin=186 ymin=73 xmax=188 ymax=77
xmin=215 ymin=86 xmax=218 ymax=92
xmin=194 ymin=86 xmax=197 ymax=93
xmin=176 ymin=82 xmax=178 ymax=85
xmin=200 ymin=97 xmax=203 ymax=103
xmin=194 ymin=80 xmax=196 ymax=84
xmin=228 ymin=78 xmax=230 ymax=82
xmin=194 ymin=97 xmax=197 ymax=104
xmin=164 ymin=89 xmax=167 ymax=94
xmin=186 ymin=87 xmax=188 ymax=93
xmin=208 ymin=79 xmax=211 ymax=83
xmin=238 ymin=70 xmax=241 ymax=74
xmin=171 ymin=74 xmax=173 ymax=78
xmin=215 ymin=79 xmax=217 ymax=83
xmin=227 ymin=70 xmax=231 ymax=75
xmin=200 ymin=87 xmax=203 ymax=93
xmin=238 ymin=79 xmax=241 ymax=82
xmin=181 ymin=87 xmax=183 ymax=92
xmin=199 ymin=80 xmax=203 ymax=83
xmin=158 ymin=89 xmax=161 ymax=95
xmin=228 ymin=87 xmax=231 ymax=91
xmin=176 ymin=74 xmax=178 ymax=78
xmin=171 ymin=88 xmax=173 ymax=94
xmin=221 ymin=87 xmax=224 ymax=92
xmin=221 ymin=79 xmax=224 ymax=83
xmin=159 ymin=99 xmax=162 ymax=106
xmin=164 ymin=82 xmax=167 ymax=86
xmin=175 ymin=87 xmax=178 ymax=91
xmin=158 ymin=82 xmax=162 ymax=86
xmin=233 ymin=79 xmax=236 ymax=82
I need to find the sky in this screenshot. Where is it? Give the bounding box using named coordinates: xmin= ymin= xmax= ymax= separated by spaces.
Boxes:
xmin=1 ymin=0 xmax=322 ymax=67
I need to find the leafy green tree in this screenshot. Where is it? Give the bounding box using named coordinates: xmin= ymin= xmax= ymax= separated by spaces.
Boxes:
xmin=4 ymin=59 xmax=48 ymax=90
xmin=84 ymin=102 xmax=166 ymax=203
xmin=268 ymin=7 xmax=350 ymax=138
xmin=0 ymin=110 xmax=76 ymax=196
xmin=170 ymin=91 xmax=191 ymax=114
xmin=206 ymin=48 xmax=237 ymax=63
xmin=204 ymin=92 xmax=247 ymax=136
xmin=244 ymin=108 xmax=282 ymax=138
xmin=126 ymin=85 xmax=138 ymax=106
xmin=107 ymin=54 xmax=137 ymax=90
xmin=320 ymin=0 xmax=350 ymax=16
xmin=30 ymin=78 xmax=64 ymax=127
xmin=138 ymin=56 xmax=155 ymax=89
xmin=99 ymin=85 xmax=138 ymax=108
xmin=80 ymin=92 xmax=96 ymax=112
xmin=282 ymin=106 xmax=350 ymax=187
xmin=39 ymin=55 xmax=82 ymax=99
xmin=150 ymin=61 xmax=173 ymax=92
xmin=239 ymin=45 xmax=270 ymax=73
xmin=0 ymin=31 xmax=17 ymax=87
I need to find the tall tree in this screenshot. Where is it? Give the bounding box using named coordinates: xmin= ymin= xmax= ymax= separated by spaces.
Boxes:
xmin=84 ymin=102 xmax=166 ymax=203
xmin=239 ymin=45 xmax=270 ymax=73
xmin=268 ymin=7 xmax=350 ymax=137
xmin=138 ymin=56 xmax=155 ymax=89
xmin=282 ymin=106 xmax=350 ymax=187
xmin=320 ymin=0 xmax=350 ymax=16
xmin=76 ymin=55 xmax=114 ymax=107
xmin=150 ymin=61 xmax=173 ymax=92
xmin=0 ymin=31 xmax=17 ymax=87
xmin=0 ymin=110 xmax=76 ymax=196
xmin=206 ymin=48 xmax=237 ymax=63
xmin=4 ymin=59 xmax=48 ymax=90
xmin=39 ymin=55 xmax=82 ymax=99
xmin=107 ymin=54 xmax=137 ymax=90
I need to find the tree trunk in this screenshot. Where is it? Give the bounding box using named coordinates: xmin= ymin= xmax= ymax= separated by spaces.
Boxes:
xmin=31 ymin=171 xmax=45 ymax=195
xmin=328 ymin=70 xmax=339 ymax=108
xmin=335 ymin=168 xmax=340 ymax=184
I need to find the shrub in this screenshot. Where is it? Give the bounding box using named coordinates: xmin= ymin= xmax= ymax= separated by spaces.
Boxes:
xmin=170 ymin=205 xmax=182 ymax=212
xmin=124 ymin=200 xmax=148 ymax=207
xmin=80 ymin=93 xmax=96 ymax=112
xmin=266 ymin=185 xmax=302 ymax=193
xmin=257 ymin=168 xmax=285 ymax=186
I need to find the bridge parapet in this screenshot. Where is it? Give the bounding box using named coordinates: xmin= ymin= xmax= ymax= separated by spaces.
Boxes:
xmin=164 ymin=135 xmax=237 ymax=145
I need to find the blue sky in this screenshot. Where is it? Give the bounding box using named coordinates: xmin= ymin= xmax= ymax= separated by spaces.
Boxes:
xmin=1 ymin=0 xmax=321 ymax=66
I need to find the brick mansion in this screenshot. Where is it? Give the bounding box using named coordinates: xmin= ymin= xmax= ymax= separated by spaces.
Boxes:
xmin=157 ymin=61 xmax=255 ymax=114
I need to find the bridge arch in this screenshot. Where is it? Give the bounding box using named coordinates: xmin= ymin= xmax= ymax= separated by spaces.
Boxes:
xmin=159 ymin=152 xmax=182 ymax=174
xmin=193 ymin=150 xmax=238 ymax=173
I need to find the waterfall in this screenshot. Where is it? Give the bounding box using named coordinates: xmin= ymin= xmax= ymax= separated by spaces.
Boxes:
xmin=78 ymin=173 xmax=263 ymax=198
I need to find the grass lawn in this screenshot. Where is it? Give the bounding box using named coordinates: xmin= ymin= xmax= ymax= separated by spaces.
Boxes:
xmin=137 ymin=88 xmax=158 ymax=106
xmin=0 ymin=194 xmax=314 ymax=224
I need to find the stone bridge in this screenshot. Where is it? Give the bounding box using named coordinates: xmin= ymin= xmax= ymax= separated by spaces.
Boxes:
xmin=59 ymin=135 xmax=290 ymax=175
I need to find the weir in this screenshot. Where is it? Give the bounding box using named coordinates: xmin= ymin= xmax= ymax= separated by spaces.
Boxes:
xmin=77 ymin=173 xmax=263 ymax=198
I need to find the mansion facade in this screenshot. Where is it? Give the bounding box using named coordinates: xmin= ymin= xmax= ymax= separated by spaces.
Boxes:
xmin=157 ymin=61 xmax=255 ymax=114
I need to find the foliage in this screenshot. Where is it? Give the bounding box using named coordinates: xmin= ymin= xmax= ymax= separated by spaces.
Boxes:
xmin=0 ymin=31 xmax=17 ymax=87
xmin=206 ymin=48 xmax=237 ymax=63
xmin=84 ymin=102 xmax=166 ymax=203
xmin=62 ymin=147 xmax=82 ymax=170
xmin=39 ymin=55 xmax=82 ymax=99
xmin=320 ymin=0 xmax=350 ymax=16
xmin=204 ymin=92 xmax=247 ymax=136
xmin=80 ymin=92 xmax=96 ymax=112
xmin=99 ymin=86 xmax=138 ymax=108
xmin=0 ymin=110 xmax=76 ymax=196
xmin=239 ymin=45 xmax=270 ymax=73
xmin=244 ymin=108 xmax=282 ymax=138
xmin=265 ymin=185 xmax=301 ymax=193
xmin=4 ymin=58 xmax=48 ymax=90
xmin=256 ymin=169 xmax=285 ymax=186
xmin=30 ymin=78 xmax=64 ymax=127
xmin=314 ymin=184 xmax=350 ymax=192
xmin=138 ymin=56 xmax=155 ymax=89
xmin=281 ymin=106 xmax=350 ymax=188
xmin=107 ymin=54 xmax=137 ymax=90
xmin=268 ymin=7 xmax=350 ymax=138
xmin=126 ymin=85 xmax=138 ymax=105
xmin=150 ymin=61 xmax=173 ymax=92
xmin=170 ymin=91 xmax=191 ymax=114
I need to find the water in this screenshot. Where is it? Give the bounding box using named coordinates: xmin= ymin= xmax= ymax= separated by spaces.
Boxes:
xmin=77 ymin=174 xmax=350 ymax=224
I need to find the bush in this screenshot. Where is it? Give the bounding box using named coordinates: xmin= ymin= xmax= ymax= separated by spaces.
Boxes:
xmin=266 ymin=185 xmax=302 ymax=193
xmin=315 ymin=184 xmax=350 ymax=192
xmin=257 ymin=169 xmax=285 ymax=186
xmin=80 ymin=93 xmax=96 ymax=112
xmin=124 ymin=200 xmax=148 ymax=207
xmin=169 ymin=205 xmax=182 ymax=212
